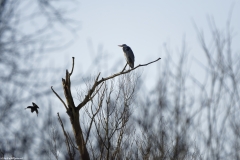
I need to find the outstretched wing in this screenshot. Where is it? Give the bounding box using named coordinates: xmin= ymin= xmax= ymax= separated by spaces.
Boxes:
xmin=25 ymin=106 xmax=32 ymax=109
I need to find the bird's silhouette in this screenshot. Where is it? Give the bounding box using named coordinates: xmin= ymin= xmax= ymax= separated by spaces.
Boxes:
xmin=25 ymin=102 xmax=39 ymax=116
xmin=118 ymin=44 xmax=135 ymax=69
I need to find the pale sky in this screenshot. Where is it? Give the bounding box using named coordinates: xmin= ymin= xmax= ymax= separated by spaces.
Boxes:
xmin=48 ymin=0 xmax=240 ymax=92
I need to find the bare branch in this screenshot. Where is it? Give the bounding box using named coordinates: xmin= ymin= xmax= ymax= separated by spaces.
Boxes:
xmin=69 ymin=57 xmax=75 ymax=76
xmin=85 ymin=99 xmax=103 ymax=145
xmin=76 ymin=72 xmax=101 ymax=110
xmin=99 ymin=57 xmax=161 ymax=83
xmin=67 ymin=132 xmax=78 ymax=150
xmin=51 ymin=86 xmax=68 ymax=110
xmin=76 ymin=58 xmax=161 ymax=110
xmin=88 ymin=82 xmax=105 ymax=102
xmin=57 ymin=113 xmax=75 ymax=160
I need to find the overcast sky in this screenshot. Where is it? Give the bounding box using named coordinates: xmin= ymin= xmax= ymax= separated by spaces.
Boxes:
xmin=49 ymin=0 xmax=240 ymax=92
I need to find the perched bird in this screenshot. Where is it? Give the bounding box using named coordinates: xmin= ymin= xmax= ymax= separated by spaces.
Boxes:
xmin=25 ymin=102 xmax=39 ymax=116
xmin=118 ymin=44 xmax=135 ymax=69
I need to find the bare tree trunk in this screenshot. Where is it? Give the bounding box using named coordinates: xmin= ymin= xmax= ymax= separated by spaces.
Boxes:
xmin=61 ymin=69 xmax=90 ymax=159
xmin=71 ymin=111 xmax=90 ymax=160
xmin=52 ymin=58 xmax=90 ymax=159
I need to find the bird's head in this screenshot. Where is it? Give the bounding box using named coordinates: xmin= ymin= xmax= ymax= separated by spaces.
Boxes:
xmin=118 ymin=44 xmax=128 ymax=47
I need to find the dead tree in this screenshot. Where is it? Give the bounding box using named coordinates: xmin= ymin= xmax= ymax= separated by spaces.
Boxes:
xmin=51 ymin=57 xmax=161 ymax=159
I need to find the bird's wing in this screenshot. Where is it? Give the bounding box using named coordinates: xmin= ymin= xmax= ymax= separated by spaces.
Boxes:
xmin=36 ymin=109 xmax=38 ymax=116
xmin=125 ymin=47 xmax=134 ymax=60
xmin=123 ymin=46 xmax=131 ymax=53
xmin=32 ymin=102 xmax=39 ymax=108
xmin=124 ymin=47 xmax=135 ymax=67
xmin=25 ymin=106 xmax=32 ymax=109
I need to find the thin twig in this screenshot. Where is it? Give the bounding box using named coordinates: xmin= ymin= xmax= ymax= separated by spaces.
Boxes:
xmin=85 ymin=87 xmax=105 ymax=145
xmin=76 ymin=73 xmax=101 ymax=110
xmin=88 ymin=82 xmax=105 ymax=101
xmin=57 ymin=113 xmax=75 ymax=159
xmin=69 ymin=57 xmax=75 ymax=76
xmin=85 ymin=104 xmax=101 ymax=145
xmin=51 ymin=86 xmax=68 ymax=110
xmin=67 ymin=132 xmax=78 ymax=150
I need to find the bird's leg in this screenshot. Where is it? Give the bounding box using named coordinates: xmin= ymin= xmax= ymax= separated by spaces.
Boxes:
xmin=121 ymin=63 xmax=128 ymax=72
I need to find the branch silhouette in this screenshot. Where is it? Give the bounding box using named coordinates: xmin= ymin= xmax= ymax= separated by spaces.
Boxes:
xmin=51 ymin=56 xmax=161 ymax=160
xmin=51 ymin=86 xmax=68 ymax=110
xmin=76 ymin=57 xmax=161 ymax=110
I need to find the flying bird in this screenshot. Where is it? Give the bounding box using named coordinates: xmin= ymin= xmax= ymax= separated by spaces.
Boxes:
xmin=25 ymin=102 xmax=39 ymax=116
xmin=118 ymin=44 xmax=135 ymax=69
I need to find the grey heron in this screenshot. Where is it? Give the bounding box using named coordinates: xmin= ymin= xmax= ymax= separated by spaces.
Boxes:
xmin=25 ymin=102 xmax=39 ymax=116
xmin=118 ymin=44 xmax=135 ymax=69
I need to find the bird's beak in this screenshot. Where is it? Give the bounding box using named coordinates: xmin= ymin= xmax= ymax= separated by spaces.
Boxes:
xmin=118 ymin=45 xmax=122 ymax=47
